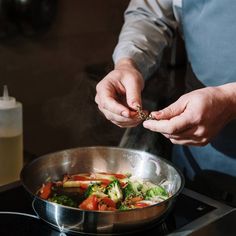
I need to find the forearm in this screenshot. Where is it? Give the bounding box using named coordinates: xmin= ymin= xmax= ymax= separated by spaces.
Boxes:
xmin=113 ymin=0 xmax=177 ymax=79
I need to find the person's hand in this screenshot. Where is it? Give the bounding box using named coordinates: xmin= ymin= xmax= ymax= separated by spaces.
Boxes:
xmin=95 ymin=58 xmax=144 ymax=127
xmin=143 ymin=86 xmax=234 ymax=146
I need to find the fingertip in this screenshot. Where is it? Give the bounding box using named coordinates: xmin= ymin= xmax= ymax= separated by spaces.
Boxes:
xmin=150 ymin=111 xmax=163 ymax=119
xmin=142 ymin=121 xmax=147 ymax=128
xmin=142 ymin=119 xmax=150 ymax=128
xmin=121 ymin=110 xmax=130 ymax=118
xmin=127 ymin=103 xmax=138 ymax=111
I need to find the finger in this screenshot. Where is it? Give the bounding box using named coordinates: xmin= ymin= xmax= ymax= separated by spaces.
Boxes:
xmin=95 ymin=77 xmax=133 ymax=118
xmin=111 ymin=119 xmax=142 ymax=128
xmin=123 ymin=78 xmax=143 ymax=110
xmin=162 ymin=133 xmax=201 ymax=142
xmin=96 ymin=93 xmax=131 ymax=118
xmin=160 ymin=124 xmax=210 ymax=145
xmin=163 ymin=126 xmax=209 ymax=144
xmin=110 ymin=113 xmax=142 ymax=127
xmin=143 ymin=114 xmax=193 ymax=134
xmin=169 ymin=138 xmax=209 ymax=146
xmin=162 ymin=126 xmax=198 ymax=139
xmin=99 ymin=106 xmax=141 ymax=127
xmin=151 ymin=99 xmax=187 ymax=120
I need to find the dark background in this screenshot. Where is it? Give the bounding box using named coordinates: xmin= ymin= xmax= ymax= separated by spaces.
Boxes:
xmin=0 ymin=0 xmax=130 ymax=156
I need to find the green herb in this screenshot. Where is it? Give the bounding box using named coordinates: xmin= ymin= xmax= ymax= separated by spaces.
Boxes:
xmin=49 ymin=194 xmax=77 ymax=207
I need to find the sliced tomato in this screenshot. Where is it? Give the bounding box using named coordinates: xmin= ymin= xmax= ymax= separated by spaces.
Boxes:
xmin=98 ymin=179 xmax=110 ymax=186
xmin=98 ymin=197 xmax=116 ymax=211
xmin=134 ymin=202 xmax=150 ymax=208
xmin=113 ymin=174 xmax=127 ymax=179
xmin=72 ymin=175 xmax=90 ymax=181
xmin=101 ymin=197 xmax=116 ymax=208
xmin=80 ymin=183 xmax=90 ymax=189
xmin=79 ymin=195 xmax=98 ymax=210
xmin=98 ymin=204 xmax=108 ymax=211
xmin=39 ymin=182 xmax=53 ymax=200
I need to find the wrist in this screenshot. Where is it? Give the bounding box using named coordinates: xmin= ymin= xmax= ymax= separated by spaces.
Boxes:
xmin=115 ymin=58 xmax=140 ymax=71
xmin=217 ymin=83 xmax=236 ymax=120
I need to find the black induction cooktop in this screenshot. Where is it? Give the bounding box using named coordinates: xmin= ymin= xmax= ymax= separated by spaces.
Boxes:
xmin=0 ymin=181 xmax=230 ymax=236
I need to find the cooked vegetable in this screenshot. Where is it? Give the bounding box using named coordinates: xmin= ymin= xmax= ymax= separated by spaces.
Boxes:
xmin=84 ymin=184 xmax=107 ymax=198
xmin=145 ymin=186 xmax=169 ymax=201
xmin=91 ymin=173 xmax=116 ymax=181
xmin=49 ymin=194 xmax=77 ymax=207
xmin=119 ymin=196 xmax=144 ymax=210
xmin=140 ymin=181 xmax=156 ymax=194
xmin=123 ymin=180 xmax=143 ymax=199
xmin=98 ymin=197 xmax=116 ymax=211
xmin=79 ymin=195 xmax=98 ymax=211
xmin=134 ymin=200 xmax=153 ymax=208
xmin=71 ymin=175 xmax=90 ymax=181
xmin=63 ymin=180 xmax=101 ymax=188
xmin=38 ymin=172 xmax=169 ymax=211
xmin=119 ymin=203 xmax=131 ymax=211
xmin=39 ymin=182 xmax=53 ymax=200
xmin=105 ymin=179 xmax=123 ymax=203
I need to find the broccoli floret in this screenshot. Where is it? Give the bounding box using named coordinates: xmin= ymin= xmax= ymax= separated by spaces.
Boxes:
xmin=49 ymin=194 xmax=77 ymax=207
xmin=105 ymin=179 xmax=123 ymax=203
xmin=84 ymin=184 xmax=107 ymax=198
xmin=123 ymin=181 xmax=143 ymax=199
xmin=145 ymin=186 xmax=168 ymax=200
xmin=141 ymin=181 xmax=157 ymax=194
xmin=119 ymin=203 xmax=132 ymax=211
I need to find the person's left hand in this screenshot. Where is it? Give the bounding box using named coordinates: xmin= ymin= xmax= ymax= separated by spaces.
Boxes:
xmin=143 ymin=86 xmax=233 ymax=146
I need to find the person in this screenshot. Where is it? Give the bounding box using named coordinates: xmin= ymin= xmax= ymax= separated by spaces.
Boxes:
xmin=95 ymin=0 xmax=236 ymax=204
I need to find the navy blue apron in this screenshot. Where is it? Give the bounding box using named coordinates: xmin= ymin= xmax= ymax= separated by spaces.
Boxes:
xmin=171 ymin=0 xmax=236 ymax=205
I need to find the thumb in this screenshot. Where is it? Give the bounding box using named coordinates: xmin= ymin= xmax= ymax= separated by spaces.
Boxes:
xmin=152 ymin=99 xmax=186 ymax=120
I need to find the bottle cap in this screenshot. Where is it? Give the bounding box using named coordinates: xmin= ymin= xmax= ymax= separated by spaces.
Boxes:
xmin=0 ymin=85 xmax=16 ymax=109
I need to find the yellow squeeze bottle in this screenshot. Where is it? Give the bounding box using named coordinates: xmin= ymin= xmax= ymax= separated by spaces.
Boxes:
xmin=0 ymin=85 xmax=23 ymax=186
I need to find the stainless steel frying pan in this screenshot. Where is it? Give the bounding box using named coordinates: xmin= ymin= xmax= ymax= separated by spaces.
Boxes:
xmin=20 ymin=146 xmax=184 ymax=235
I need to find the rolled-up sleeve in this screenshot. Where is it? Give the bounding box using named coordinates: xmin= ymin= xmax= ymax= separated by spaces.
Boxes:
xmin=113 ymin=0 xmax=177 ymax=79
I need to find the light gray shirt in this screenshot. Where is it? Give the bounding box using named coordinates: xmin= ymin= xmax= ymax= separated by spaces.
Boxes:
xmin=113 ymin=0 xmax=182 ymax=79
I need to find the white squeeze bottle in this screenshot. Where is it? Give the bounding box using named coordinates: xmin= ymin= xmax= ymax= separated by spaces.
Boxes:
xmin=0 ymin=85 xmax=23 ymax=185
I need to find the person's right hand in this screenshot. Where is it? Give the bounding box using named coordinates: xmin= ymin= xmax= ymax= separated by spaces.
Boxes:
xmin=95 ymin=58 xmax=144 ymax=127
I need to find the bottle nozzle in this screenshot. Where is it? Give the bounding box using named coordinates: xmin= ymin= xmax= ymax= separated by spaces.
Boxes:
xmin=0 ymin=85 xmax=16 ymax=109
xmin=3 ymin=85 xmax=9 ymax=101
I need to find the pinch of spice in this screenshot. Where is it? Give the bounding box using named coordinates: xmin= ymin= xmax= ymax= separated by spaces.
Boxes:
xmin=136 ymin=106 xmax=154 ymax=121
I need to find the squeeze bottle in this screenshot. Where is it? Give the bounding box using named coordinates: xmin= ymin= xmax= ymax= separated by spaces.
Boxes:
xmin=0 ymin=85 xmax=23 ymax=185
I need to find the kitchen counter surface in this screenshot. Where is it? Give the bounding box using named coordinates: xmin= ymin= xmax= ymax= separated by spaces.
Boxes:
xmin=189 ymin=209 xmax=236 ymax=236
